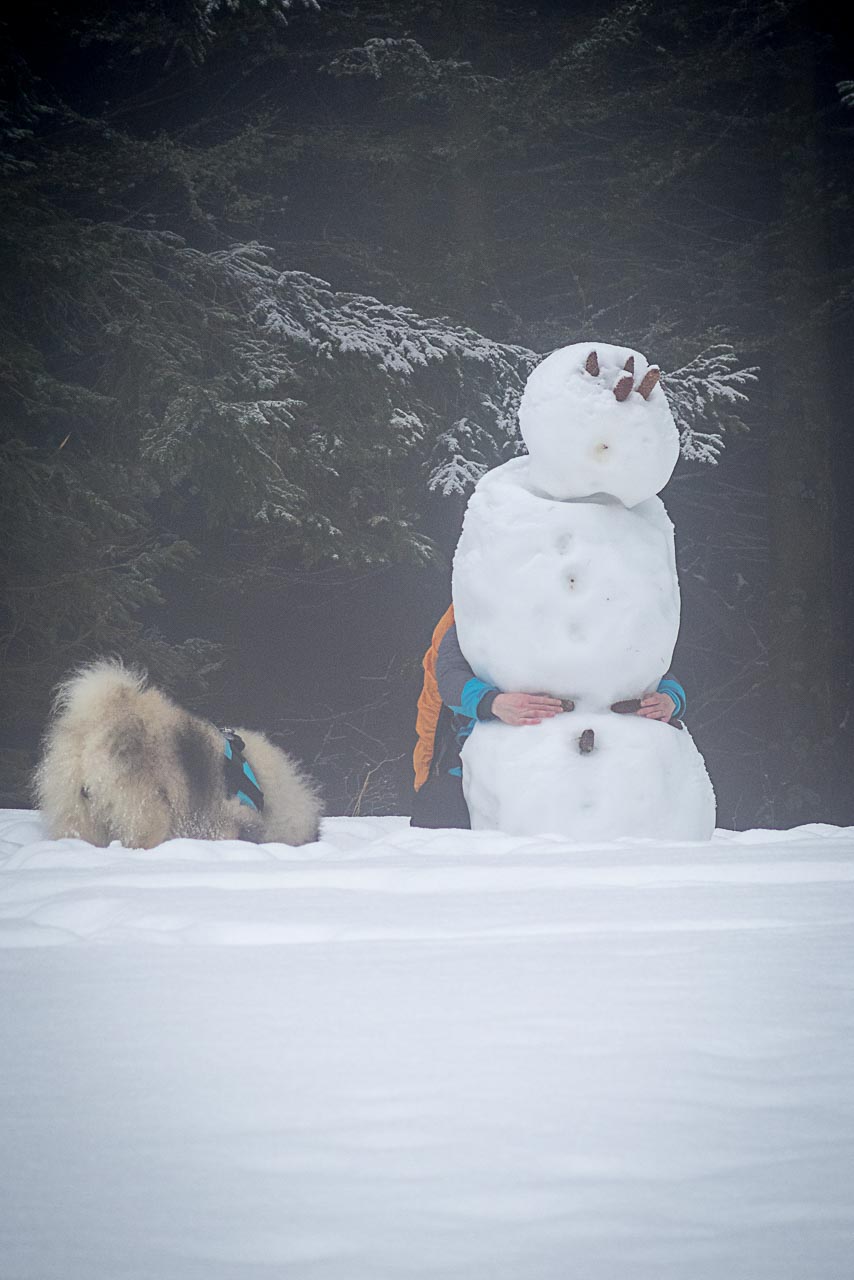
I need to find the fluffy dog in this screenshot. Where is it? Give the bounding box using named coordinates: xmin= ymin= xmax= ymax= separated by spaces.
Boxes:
xmin=33 ymin=661 xmax=322 ymax=848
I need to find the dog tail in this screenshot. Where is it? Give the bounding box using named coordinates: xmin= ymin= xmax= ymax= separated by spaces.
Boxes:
xmin=52 ymin=659 xmax=147 ymax=723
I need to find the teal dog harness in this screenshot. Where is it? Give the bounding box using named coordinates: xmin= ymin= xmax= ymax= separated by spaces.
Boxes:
xmin=221 ymin=730 xmax=264 ymax=812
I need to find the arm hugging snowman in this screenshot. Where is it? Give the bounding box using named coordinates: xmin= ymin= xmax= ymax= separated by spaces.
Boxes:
xmin=436 ymin=618 xmax=686 ymax=735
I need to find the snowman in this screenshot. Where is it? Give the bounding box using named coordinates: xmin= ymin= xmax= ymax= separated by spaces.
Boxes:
xmin=452 ymin=342 xmax=716 ymax=842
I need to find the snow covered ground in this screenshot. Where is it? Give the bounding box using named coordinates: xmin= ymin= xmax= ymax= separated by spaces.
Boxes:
xmin=2 ymin=809 xmax=854 ymax=1279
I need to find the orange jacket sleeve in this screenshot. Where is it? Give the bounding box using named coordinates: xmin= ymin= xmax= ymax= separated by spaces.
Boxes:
xmin=412 ymin=604 xmax=456 ymax=791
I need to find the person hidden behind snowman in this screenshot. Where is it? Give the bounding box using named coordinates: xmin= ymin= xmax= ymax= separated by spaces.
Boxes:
xmin=410 ymin=604 xmax=686 ymax=831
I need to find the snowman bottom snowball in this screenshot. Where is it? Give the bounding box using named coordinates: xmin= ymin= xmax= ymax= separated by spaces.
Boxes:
xmin=462 ymin=712 xmax=716 ymax=843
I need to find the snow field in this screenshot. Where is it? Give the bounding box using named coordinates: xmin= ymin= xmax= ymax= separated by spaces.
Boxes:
xmin=1 ymin=810 xmax=853 ymax=1278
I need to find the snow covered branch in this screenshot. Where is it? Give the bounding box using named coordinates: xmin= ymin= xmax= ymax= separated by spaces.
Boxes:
xmin=663 ymin=345 xmax=758 ymax=464
xmin=325 ymin=37 xmax=495 ymax=102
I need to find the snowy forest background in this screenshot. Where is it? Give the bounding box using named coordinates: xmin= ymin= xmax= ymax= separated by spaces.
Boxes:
xmin=1 ymin=0 xmax=852 ymax=829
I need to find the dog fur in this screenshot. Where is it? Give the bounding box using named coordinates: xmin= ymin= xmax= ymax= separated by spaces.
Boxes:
xmin=33 ymin=661 xmax=322 ymax=848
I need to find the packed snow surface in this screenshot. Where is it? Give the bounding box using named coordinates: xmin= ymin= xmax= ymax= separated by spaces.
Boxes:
xmin=462 ymin=712 xmax=716 ymax=842
xmin=452 ymin=453 xmax=716 ymax=840
xmin=518 ymin=341 xmax=679 ymax=506
xmin=453 ymin=456 xmax=679 ymax=702
xmin=2 ymin=810 xmax=853 ymax=1279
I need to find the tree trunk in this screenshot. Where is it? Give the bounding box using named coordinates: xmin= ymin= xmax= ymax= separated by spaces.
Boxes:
xmin=767 ymin=37 xmax=838 ymax=823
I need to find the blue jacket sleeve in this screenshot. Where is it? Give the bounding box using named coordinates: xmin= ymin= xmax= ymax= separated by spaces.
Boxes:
xmin=435 ymin=624 xmax=500 ymax=721
xmin=657 ymin=675 xmax=686 ymax=718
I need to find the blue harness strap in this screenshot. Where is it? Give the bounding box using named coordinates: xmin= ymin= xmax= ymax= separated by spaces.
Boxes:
xmin=221 ymin=730 xmax=264 ymax=812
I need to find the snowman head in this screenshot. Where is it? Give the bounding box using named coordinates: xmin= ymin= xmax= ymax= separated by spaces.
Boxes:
xmin=519 ymin=342 xmax=680 ymax=506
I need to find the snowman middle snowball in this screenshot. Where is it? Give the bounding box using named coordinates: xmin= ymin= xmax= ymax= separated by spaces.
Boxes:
xmin=451 ymin=341 xmax=716 ymax=842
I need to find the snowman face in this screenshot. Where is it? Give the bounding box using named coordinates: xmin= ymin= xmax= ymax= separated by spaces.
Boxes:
xmin=518 ymin=341 xmax=680 ymax=507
